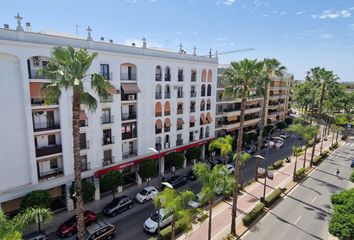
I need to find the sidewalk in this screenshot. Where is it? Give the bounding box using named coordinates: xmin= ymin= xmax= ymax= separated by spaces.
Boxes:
xmin=178 ymin=134 xmax=334 ymax=240
xmin=23 ymin=166 xmax=193 ymax=235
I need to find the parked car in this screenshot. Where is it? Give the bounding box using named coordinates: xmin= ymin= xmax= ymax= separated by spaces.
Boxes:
xmin=275 ymin=140 xmax=284 ymax=148
xmin=245 ymin=145 xmax=256 ymax=154
xmin=73 ymin=220 xmax=115 ymax=240
xmin=143 ymin=209 xmax=173 ymax=233
xmin=257 ymin=168 xmax=274 ymax=179
xmin=226 ymin=164 xmax=235 ymax=174
xmin=24 ymin=231 xmax=48 ymax=240
xmin=135 ymin=186 xmax=158 ymax=203
xmin=166 ymin=175 xmax=188 ymax=188
xmin=351 ymin=159 xmax=354 ymax=168
xmin=188 ymin=192 xmax=203 ymax=208
xmin=279 ymin=134 xmax=288 ymax=139
xmin=186 ymin=170 xmax=197 ymax=181
xmin=57 ymin=211 xmax=97 ymax=238
xmin=103 ymin=195 xmax=134 ymax=217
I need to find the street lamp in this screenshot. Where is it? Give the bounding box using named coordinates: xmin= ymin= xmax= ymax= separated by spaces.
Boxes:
xmin=153 ymin=181 xmax=173 ymax=240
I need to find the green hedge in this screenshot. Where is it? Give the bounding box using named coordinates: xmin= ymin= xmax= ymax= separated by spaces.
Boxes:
xmin=273 ymin=160 xmax=284 ymax=169
xmin=264 ymin=188 xmax=282 ymax=207
xmin=350 ymin=171 xmax=354 ymax=183
xmin=159 ymin=219 xmax=192 ymax=240
xmin=320 ymin=150 xmax=330 ymax=157
xmin=313 ymin=156 xmax=322 ymax=166
xmin=332 ymin=142 xmax=339 ymax=149
xmin=295 ymin=167 xmax=306 ymax=180
xmin=242 ymin=202 xmax=265 ymax=226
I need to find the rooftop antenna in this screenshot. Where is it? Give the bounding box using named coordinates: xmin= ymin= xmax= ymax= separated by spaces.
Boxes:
xmin=193 ymin=46 xmax=197 ymax=56
xmin=86 ymin=26 xmax=92 ymax=41
xmin=142 ymin=36 xmax=147 ymax=48
xmin=14 ymin=12 xmax=24 ymax=31
xmin=209 ymin=48 xmax=212 ymax=58
xmin=179 ymin=43 xmax=184 ymax=53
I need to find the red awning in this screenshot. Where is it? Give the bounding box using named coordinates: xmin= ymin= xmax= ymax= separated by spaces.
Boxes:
xmin=121 ymin=83 xmax=140 ymax=94
xmin=30 ymin=82 xmax=46 ymax=98
xmin=108 ymin=85 xmax=117 ymax=95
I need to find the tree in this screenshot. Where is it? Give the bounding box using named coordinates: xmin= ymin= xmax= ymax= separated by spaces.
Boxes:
xmin=233 ymin=152 xmax=252 ymax=185
xmin=256 ymin=58 xmax=286 ymax=181
xmin=138 ymin=159 xmax=156 ymax=186
xmin=193 ymin=163 xmax=234 ymax=240
xmin=263 ymin=124 xmax=275 ymax=137
xmin=0 ymin=208 xmax=52 ymax=240
xmin=185 ymin=147 xmax=201 ymax=162
xmin=309 ymin=125 xmax=320 ymax=167
xmin=70 ymin=180 xmax=95 ymax=203
xmin=318 ymin=70 xmax=338 ymax=114
xmin=222 ymin=58 xmax=263 ymax=235
xmin=329 ymin=188 xmax=354 ymax=240
xmin=21 ymin=190 xmax=53 ymax=210
xmin=166 ymin=152 xmax=185 ymax=174
xmin=208 ymin=135 xmax=233 ymax=164
xmin=285 ymin=117 xmax=293 ymax=125
xmin=287 ymin=124 xmax=304 ymax=181
xmin=155 ymin=188 xmax=195 ymax=240
xmin=100 ymin=171 xmax=124 ymax=199
xmin=40 ymin=46 xmax=113 ymax=240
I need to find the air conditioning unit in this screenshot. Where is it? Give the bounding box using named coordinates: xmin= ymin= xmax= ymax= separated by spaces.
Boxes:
xmin=128 ymin=95 xmax=135 ymax=100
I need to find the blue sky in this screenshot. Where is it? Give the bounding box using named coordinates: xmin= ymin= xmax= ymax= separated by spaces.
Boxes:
xmin=1 ymin=0 xmax=354 ymax=81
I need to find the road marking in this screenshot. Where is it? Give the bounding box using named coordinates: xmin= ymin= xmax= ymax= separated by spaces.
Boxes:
xmin=294 ymin=215 xmax=302 ymax=225
xmin=311 ymin=196 xmax=317 ymax=203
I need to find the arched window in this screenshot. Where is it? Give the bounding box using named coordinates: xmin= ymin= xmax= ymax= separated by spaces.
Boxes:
xmin=207 ymin=69 xmax=212 ymax=82
xmin=155 ymin=66 xmax=162 ymax=81
xmin=199 ymin=127 xmax=204 ymax=139
xmin=27 ymin=56 xmax=51 ymax=79
xmin=164 ymin=118 xmax=171 ymax=132
xmin=164 ymin=101 xmax=171 ymax=116
xmin=206 ymin=99 xmax=211 ymax=110
xmin=155 ymin=84 xmax=162 ymax=99
xmin=206 ymin=112 xmax=213 ymax=123
xmin=164 ymin=135 xmax=170 ymax=148
xmin=164 ymin=85 xmax=171 ymax=99
xmin=155 ymin=119 xmax=163 ymax=134
xmin=207 ymin=84 xmax=212 ymax=96
xmin=200 ymin=99 xmax=205 ymax=111
xmin=201 ymin=69 xmax=207 ymax=82
xmin=200 ymin=113 xmax=207 ymax=125
xmin=190 ymin=101 xmax=196 ymax=112
xmin=155 ymin=102 xmax=162 ymax=117
xmin=205 ymin=126 xmax=210 ymax=138
xmin=177 ymin=86 xmax=183 ymax=98
xmin=177 ymin=102 xmax=183 ymax=114
xmin=165 ymin=66 xmax=171 ymax=81
xmin=191 ymin=70 xmax=197 ymax=82
xmin=120 ymin=63 xmax=137 ymax=80
xmin=155 ymin=136 xmax=162 ymax=150
xmin=201 ymin=84 xmax=206 ymax=97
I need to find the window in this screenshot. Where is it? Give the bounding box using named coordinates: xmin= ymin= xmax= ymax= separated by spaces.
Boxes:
xmin=178 ymin=69 xmax=184 ymax=82
xmin=100 ymin=64 xmax=110 ymax=80
xmin=190 ymin=101 xmax=196 ymax=112
xmin=155 ymin=84 xmax=162 ymax=99
xmin=48 ymin=135 xmax=56 ymax=145
xmin=177 ymin=86 xmax=183 ymax=98
xmin=103 ymin=129 xmax=113 ymax=145
xmin=206 ymin=99 xmax=211 ymax=110
xmin=190 ymin=85 xmax=196 ymax=97
xmin=207 ymin=69 xmax=213 ymax=82
xmin=200 ymin=99 xmax=205 ymax=111
xmin=201 ymin=69 xmax=207 ymax=82
xmin=177 ymin=103 xmax=183 ymax=114
xmin=155 ymin=66 xmax=162 ymax=81
xmin=191 ymin=70 xmax=197 ymax=82
xmin=207 ymin=85 xmax=212 ymax=96
xmin=164 ymin=85 xmax=171 ymax=99
xmin=165 ymin=66 xmax=171 ymax=81
xmin=201 ymin=85 xmax=206 ymax=97
xmin=50 ymin=159 xmax=58 ymax=169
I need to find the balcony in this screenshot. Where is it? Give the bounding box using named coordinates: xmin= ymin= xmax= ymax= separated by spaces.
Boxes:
xmin=101 ymin=115 xmax=114 ymax=124
xmin=190 ymin=107 xmax=195 ymax=113
xmin=100 ymin=95 xmax=113 ymax=103
xmin=244 ymin=118 xmax=261 ymax=126
xmin=80 ymin=141 xmax=90 ymax=150
xmin=164 ymin=127 xmax=170 ymax=132
xmin=155 ymin=73 xmax=162 ymax=82
xmin=38 ymin=168 xmax=64 ymax=181
xmin=245 ymin=107 xmax=262 ymax=114
xmin=164 ymin=92 xmax=171 ymax=99
xmin=165 ymin=73 xmax=171 ymax=82
xmin=121 ymin=112 xmax=136 ymax=121
xmin=121 ymin=94 xmax=137 ymax=101
xmin=36 ymin=145 xmax=62 ymax=157
xmin=122 ymin=130 xmax=137 ymax=140
xmin=81 ymin=162 xmax=91 ymax=172
xmin=33 ymin=121 xmax=60 ymax=132
xmin=155 ymin=93 xmax=162 ymax=99
xmin=80 ymin=120 xmax=88 ymax=127
xmin=102 ymin=136 xmax=115 ymax=145
xmin=101 ymin=72 xmax=113 ymax=81
xmin=120 ymin=73 xmax=137 ymax=81
xmin=31 ymin=98 xmax=59 ymax=107
xmin=176 ymin=139 xmax=183 ymax=146
xmin=190 ymin=92 xmax=197 ymax=98
xmin=122 ymin=150 xmax=138 ymax=159
xmin=155 ymin=128 xmax=162 ymax=134
xmin=102 ymin=156 xmax=115 ymax=166
xmin=177 ymin=108 xmax=183 ymax=114
xmin=30 ymin=70 xmax=51 ymax=80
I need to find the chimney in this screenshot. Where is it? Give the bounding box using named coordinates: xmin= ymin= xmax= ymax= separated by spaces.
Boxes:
xmin=4 ymin=24 xmax=9 ymax=29
xmin=25 ymin=22 xmax=31 ymax=32
xmin=100 ymin=37 xmax=104 ymax=41
xmin=132 ymin=43 xmax=136 ymax=47
xmin=109 ymin=39 xmax=113 ymax=43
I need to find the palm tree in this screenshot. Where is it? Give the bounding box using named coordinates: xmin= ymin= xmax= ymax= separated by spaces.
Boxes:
xmin=193 ymin=163 xmax=234 ymax=240
xmin=0 ymin=208 xmax=52 ymax=240
xmin=208 ymin=135 xmax=233 ymax=164
xmin=255 ymin=58 xmax=286 ymax=180
xmin=235 ymin=152 xmax=252 ymax=185
xmin=155 ymin=188 xmax=195 ymax=240
xmin=40 ymin=46 xmax=113 ymax=239
xmin=222 ymin=59 xmax=263 ymax=236
xmin=301 ymin=125 xmax=318 ymax=168
xmin=287 ymin=124 xmax=303 ymax=181
xmin=318 ymin=70 xmax=338 ymax=114
xmin=305 ymin=67 xmax=322 ymax=121
xmin=309 ymin=125 xmax=320 ymax=167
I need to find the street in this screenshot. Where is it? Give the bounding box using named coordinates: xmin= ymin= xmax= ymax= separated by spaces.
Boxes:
xmin=241 ymin=137 xmax=354 ymax=240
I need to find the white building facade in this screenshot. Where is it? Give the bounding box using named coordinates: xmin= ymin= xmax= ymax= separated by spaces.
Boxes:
xmin=0 ymin=25 xmax=217 ymax=213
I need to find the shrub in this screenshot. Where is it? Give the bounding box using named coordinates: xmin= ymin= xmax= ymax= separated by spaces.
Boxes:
xmin=21 ymin=190 xmax=53 ymax=210
xmin=295 ymin=167 xmax=306 ymax=180
xmin=313 ymin=156 xmax=322 ymax=166
xmin=70 ymin=180 xmax=95 ymax=203
xmin=332 ymin=142 xmax=339 ymax=149
xmin=264 ymin=188 xmax=282 ymax=207
xmin=350 ymin=171 xmax=354 ymax=183
xmin=273 ymin=160 xmax=284 ymax=170
xmin=198 ymin=213 xmax=208 ymax=222
xmin=159 ymin=219 xmax=192 ymax=240
xmin=242 ymin=202 xmax=265 ymax=226
xmin=185 ymin=147 xmax=201 ymax=162
xmin=138 ymin=159 xmax=156 ymax=185
xmin=100 ymin=171 xmax=123 ymax=198
xmin=320 ymin=150 xmax=329 ymax=157
xmin=166 ymin=152 xmax=185 ymax=169
xmin=285 ymin=117 xmax=293 ymax=125
xmin=277 ymin=121 xmax=287 ymax=129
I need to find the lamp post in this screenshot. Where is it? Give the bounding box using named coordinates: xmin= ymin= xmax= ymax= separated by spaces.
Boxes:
xmin=153 ymin=182 xmax=173 ymax=240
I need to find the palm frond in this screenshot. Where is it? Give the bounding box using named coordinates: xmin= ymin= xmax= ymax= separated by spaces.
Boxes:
xmin=80 ymin=91 xmax=97 ymax=112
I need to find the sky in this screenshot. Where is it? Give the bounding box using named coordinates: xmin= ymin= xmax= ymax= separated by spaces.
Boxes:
xmin=1 ymin=0 xmax=354 ymax=81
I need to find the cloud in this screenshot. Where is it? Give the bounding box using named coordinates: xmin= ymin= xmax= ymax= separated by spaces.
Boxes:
xmin=254 ymin=0 xmax=268 ymax=7
xmin=350 ymin=7 xmax=354 ymax=11
xmin=280 ymin=11 xmax=286 ymax=15
xmin=312 ymin=9 xmax=351 ymax=19
xmin=320 ymin=34 xmax=334 ymax=39
xmin=192 ymin=31 xmax=199 ymax=35
xmin=349 ymin=24 xmax=354 ymax=30
xmin=216 ymin=0 xmax=236 ymax=5
xmin=261 ymin=14 xmax=270 ymax=17
xmin=296 ymin=11 xmax=304 ymax=15
xmin=125 ymin=0 xmax=137 ymax=3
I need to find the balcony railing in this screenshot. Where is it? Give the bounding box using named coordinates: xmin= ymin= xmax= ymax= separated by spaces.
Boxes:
xmin=31 ymin=98 xmax=59 ymax=106
xmin=36 ymin=145 xmax=62 ymax=157
xmin=155 ymin=128 xmax=162 ymax=134
xmin=80 ymin=120 xmax=88 ymax=127
xmin=190 ymin=107 xmax=195 ymax=113
xmin=101 ymin=72 xmax=113 ymax=81
xmin=102 ymin=156 xmax=115 ymax=166
xmin=176 ymin=139 xmax=183 ymax=146
xmin=155 ymin=74 xmax=162 ymax=81
xmin=164 ymin=127 xmax=170 ymax=132
xmin=102 ymin=136 xmax=115 ymax=145
xmin=122 ymin=130 xmax=137 ymax=140
xmin=101 ymin=115 xmax=114 ymax=124
xmin=100 ymin=95 xmax=113 ymax=103
xmin=121 ymin=94 xmax=137 ymax=101
xmin=164 ymin=92 xmax=171 ymax=99
xmin=177 ymin=125 xmax=183 ymax=130
xmin=33 ymin=121 xmax=60 ymax=132
xmin=80 ymin=141 xmax=90 ymax=150
xmin=30 ymin=70 xmax=51 ymax=80
xmin=164 ymin=74 xmax=171 ymax=81
xmin=155 ymin=93 xmax=162 ymax=99
xmin=120 ymin=73 xmax=137 ymax=81
xmin=81 ymin=162 xmax=91 ymax=172
xmin=121 ymin=112 xmax=137 ymax=121
xmin=206 ymin=105 xmax=211 ymax=110
xmin=177 ymin=109 xmax=183 ymax=114
xmin=38 ymin=168 xmax=64 ymax=181
xmin=123 ymin=151 xmax=138 ymax=159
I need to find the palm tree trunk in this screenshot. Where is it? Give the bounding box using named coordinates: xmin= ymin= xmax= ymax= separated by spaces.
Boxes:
xmin=303 ymin=145 xmax=307 ymax=169
xmin=208 ymin=198 xmax=213 ymax=240
xmin=336 ymin=131 xmax=339 ymax=143
xmin=332 ymin=130 xmax=335 ymax=145
xmin=230 ymin=94 xmax=247 ymax=236
xmin=320 ymin=128 xmax=325 ymax=154
xmin=256 ymin=82 xmax=269 ymax=181
xmin=73 ymin=89 xmax=85 ymax=240
xmin=293 ymin=152 xmax=298 ymax=181
xmin=171 ymin=219 xmax=176 ymax=240
xmin=319 ymin=84 xmax=326 ymax=114
xmin=310 ymin=136 xmax=317 ymax=167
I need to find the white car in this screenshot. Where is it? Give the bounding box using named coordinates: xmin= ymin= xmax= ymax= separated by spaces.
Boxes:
xmin=135 ymin=186 xmax=158 ymax=203
xmin=188 ymin=192 xmax=203 ymax=208
xmin=143 ymin=208 xmax=173 ymax=233
xmin=279 ymin=134 xmax=288 ymax=139
xmin=275 ymin=140 xmax=284 ymax=148
xmin=226 ymin=164 xmax=235 ymax=174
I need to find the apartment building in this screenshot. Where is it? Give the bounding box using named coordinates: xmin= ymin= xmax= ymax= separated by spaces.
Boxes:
xmin=0 ymin=20 xmax=217 ymax=214
xmin=215 ymin=64 xmax=293 ymax=138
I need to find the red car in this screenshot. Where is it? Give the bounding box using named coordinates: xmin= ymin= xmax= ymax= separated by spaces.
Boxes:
xmin=57 ymin=210 xmax=97 ymax=238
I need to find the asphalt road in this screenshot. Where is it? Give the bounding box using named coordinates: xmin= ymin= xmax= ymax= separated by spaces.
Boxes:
xmin=48 ymin=133 xmax=300 ymax=240
xmin=242 ymin=137 xmax=354 ymax=240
